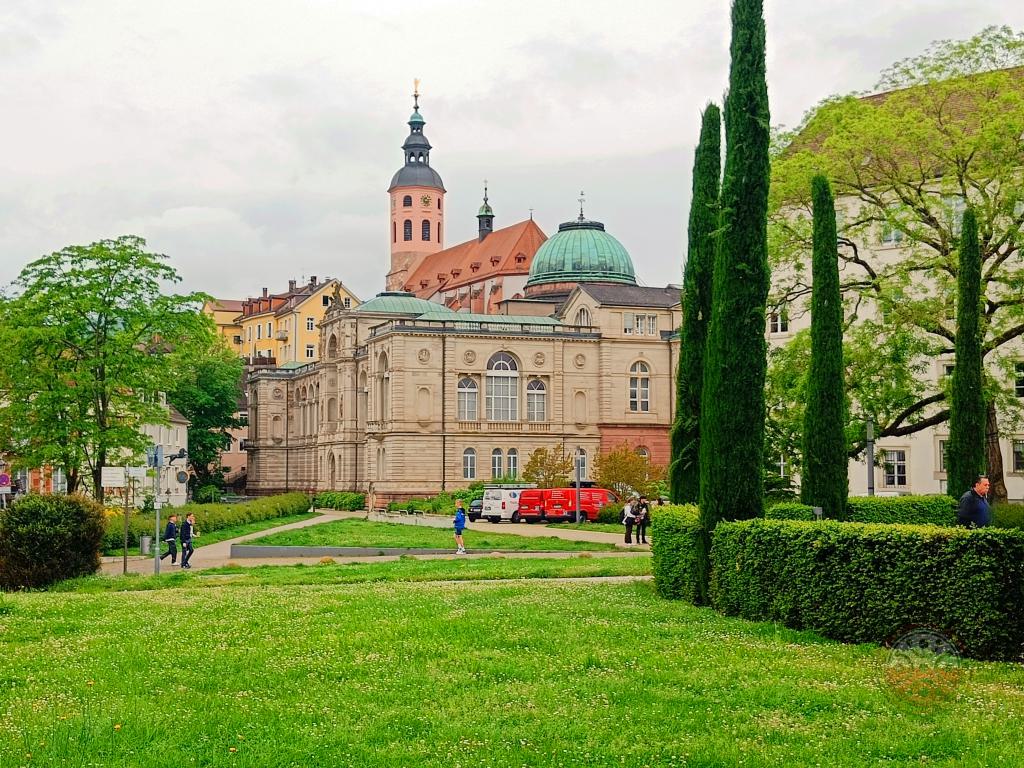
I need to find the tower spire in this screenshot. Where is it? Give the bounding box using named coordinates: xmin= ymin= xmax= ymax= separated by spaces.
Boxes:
xmin=477 ymin=179 xmax=495 ymax=241
xmin=413 ymin=78 xmax=420 ymax=110
xmin=578 ymin=190 xmax=586 ymax=221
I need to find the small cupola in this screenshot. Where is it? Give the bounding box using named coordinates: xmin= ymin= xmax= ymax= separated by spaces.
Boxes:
xmin=477 ymin=181 xmax=495 ymax=241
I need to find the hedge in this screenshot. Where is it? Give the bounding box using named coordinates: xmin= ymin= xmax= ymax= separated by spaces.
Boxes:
xmin=313 ymin=492 xmax=366 ymax=511
xmin=102 ymin=492 xmax=310 ymax=552
xmin=765 ymin=496 xmax=956 ymax=526
xmin=386 ymin=487 xmax=484 ymax=514
xmin=650 ymin=505 xmax=701 ymax=602
xmin=765 ymin=501 xmax=815 ymax=521
xmin=991 ymin=503 xmax=1024 ymax=530
xmin=709 ymin=519 xmax=1024 ymax=660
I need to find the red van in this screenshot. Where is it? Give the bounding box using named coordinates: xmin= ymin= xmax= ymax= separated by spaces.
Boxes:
xmin=517 ymin=488 xmax=618 ymax=522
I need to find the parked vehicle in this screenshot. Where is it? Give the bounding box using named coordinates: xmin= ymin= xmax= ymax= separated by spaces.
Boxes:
xmin=517 ymin=487 xmax=619 ymax=522
xmin=468 ymin=498 xmax=483 ymax=522
xmin=482 ymin=484 xmax=535 ymax=523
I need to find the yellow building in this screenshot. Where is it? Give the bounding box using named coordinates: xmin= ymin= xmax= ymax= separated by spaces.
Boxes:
xmin=202 ymin=299 xmax=245 ymax=354
xmin=236 ymin=277 xmax=360 ymax=365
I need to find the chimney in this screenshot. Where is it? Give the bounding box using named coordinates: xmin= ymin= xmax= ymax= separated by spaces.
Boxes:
xmin=310 ymin=275 xmax=317 ymax=286
xmin=288 ymin=279 xmax=296 ymax=292
xmin=262 ymin=287 xmax=268 ymax=298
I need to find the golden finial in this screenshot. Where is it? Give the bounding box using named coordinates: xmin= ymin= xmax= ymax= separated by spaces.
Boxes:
xmin=413 ymin=78 xmax=421 ymax=109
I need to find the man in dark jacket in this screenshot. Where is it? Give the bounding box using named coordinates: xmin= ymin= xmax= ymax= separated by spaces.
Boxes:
xmin=957 ymin=476 xmax=991 ymax=528
xmin=160 ymin=514 xmax=178 ymax=563
xmin=179 ymin=512 xmax=197 ymax=569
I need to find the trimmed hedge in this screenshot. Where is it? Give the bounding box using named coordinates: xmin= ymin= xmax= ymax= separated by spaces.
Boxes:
xmin=765 ymin=502 xmax=814 ymax=521
xmin=991 ymin=503 xmax=1024 ymax=530
xmin=709 ymin=519 xmax=1024 ymax=660
xmin=313 ymin=492 xmax=366 ymax=511
xmin=1 ymin=494 xmax=107 ymax=589
xmin=596 ymin=501 xmax=624 ymax=525
xmin=386 ymin=487 xmax=484 ymax=514
xmin=102 ymin=493 xmax=310 ymax=552
xmin=765 ymin=496 xmax=956 ymax=526
xmin=650 ymin=505 xmax=701 ymax=602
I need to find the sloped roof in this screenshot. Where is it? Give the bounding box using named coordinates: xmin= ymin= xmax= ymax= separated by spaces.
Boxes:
xmin=209 ymin=298 xmax=244 ymax=313
xmin=404 ymin=219 xmax=547 ymax=298
xmin=574 ymin=283 xmax=682 ymax=309
xmin=356 ymin=292 xmax=453 ymax=315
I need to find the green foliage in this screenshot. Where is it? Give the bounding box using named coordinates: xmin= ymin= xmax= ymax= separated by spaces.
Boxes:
xmin=0 ymin=236 xmax=213 ymax=501
xmin=947 ymin=208 xmax=987 ymax=499
xmin=193 ymin=484 xmax=223 ymax=504
xmin=595 ymin=501 xmax=624 ymax=525
xmin=593 ymin=443 xmax=664 ymax=500
xmin=801 ymin=175 xmax=848 ymax=519
xmin=101 ymin=492 xmax=309 ymax=552
xmin=700 ymin=0 xmax=770 ymax=526
xmin=765 ymin=501 xmax=815 ymax=521
xmin=650 ymin=505 xmax=702 ymax=602
xmin=313 ymin=492 xmax=366 ymax=511
xmin=671 ymin=103 xmax=721 ymax=504
xmin=709 ymin=518 xmax=1024 ymax=660
xmin=385 ymin=487 xmax=484 ymax=514
xmin=0 ymin=494 xmax=106 ymax=589
xmin=992 ymin=503 xmax=1024 ymax=530
xmin=521 ymin=447 xmax=573 ymax=488
xmin=765 ymin=495 xmax=956 ymax=525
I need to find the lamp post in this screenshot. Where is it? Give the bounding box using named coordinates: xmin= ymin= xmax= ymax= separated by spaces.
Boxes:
xmin=866 ymin=416 xmax=875 ymax=497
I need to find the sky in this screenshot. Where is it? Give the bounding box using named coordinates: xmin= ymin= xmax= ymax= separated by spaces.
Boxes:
xmin=3 ymin=0 xmax=1023 ymax=302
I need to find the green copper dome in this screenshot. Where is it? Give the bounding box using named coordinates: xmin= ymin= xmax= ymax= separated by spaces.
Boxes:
xmin=354 ymin=292 xmax=454 ymax=315
xmin=525 ymin=218 xmax=637 ymax=289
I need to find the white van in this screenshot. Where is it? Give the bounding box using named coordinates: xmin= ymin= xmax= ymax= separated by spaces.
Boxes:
xmin=481 ymin=485 xmax=535 ymax=523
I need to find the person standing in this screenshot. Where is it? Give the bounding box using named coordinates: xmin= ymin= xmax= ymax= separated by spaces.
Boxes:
xmin=160 ymin=514 xmax=178 ymax=564
xmin=957 ymin=475 xmax=991 ymax=528
xmin=635 ymin=496 xmax=651 ymax=544
xmin=453 ymin=499 xmax=467 ymax=554
xmin=180 ymin=512 xmax=197 ymax=569
xmin=623 ymin=498 xmax=637 ymax=544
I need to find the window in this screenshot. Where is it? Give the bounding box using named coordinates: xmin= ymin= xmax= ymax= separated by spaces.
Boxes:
xmin=507 ymin=449 xmax=518 ymax=479
xmin=306 ymin=317 xmax=315 ymax=331
xmin=943 ymin=364 xmax=955 ymax=378
xmin=463 ymin=448 xmax=476 ymax=479
xmin=257 ymin=324 xmax=261 ymax=339
xmin=939 ymin=440 xmax=948 ymax=473
xmin=1014 ymin=439 xmax=1024 ymax=473
xmin=438 ymin=222 xmax=442 ymax=243
xmin=404 ymin=220 xmax=412 ymax=241
xmin=635 ymin=314 xmax=645 ymax=335
xmin=247 ymin=327 xmax=251 ymax=341
xmin=629 ymin=361 xmax=650 ymax=412
xmin=486 ymin=352 xmax=519 ymax=421
xmin=267 ymin=322 xmax=272 ymax=337
xmin=575 ymin=307 xmax=591 ymax=326
xmin=636 ymin=446 xmax=650 ymax=461
xmin=403 ymin=195 xmax=412 ymax=207
xmin=576 ymin=449 xmax=587 ymax=480
xmin=393 ymin=221 xmax=397 ymax=243
xmin=776 ymin=454 xmax=789 ymax=478
xmin=344 ymin=297 xmax=351 ymax=309
xmin=491 ymin=449 xmax=503 ymax=479
xmin=422 ymin=220 xmax=431 ymax=241
xmin=880 ymin=221 xmax=904 ymax=244
xmin=884 ymin=449 xmax=907 ymax=487
xmin=623 ymin=312 xmax=634 ymax=335
xmin=943 ymin=194 xmax=967 ymax=235
xmin=1016 ymin=362 xmax=1024 ymax=397
xmin=769 ymin=310 xmax=789 ymax=334
xmin=438 ymin=198 xmax=442 ymax=211
xmin=526 ymin=379 xmax=546 ymax=422
xmin=322 ymin=295 xmax=330 ymax=307
xmin=648 ymin=315 xmax=657 ymax=335
xmin=305 ymin=344 xmax=315 ymax=359
xmin=457 ymin=377 xmax=478 ymax=421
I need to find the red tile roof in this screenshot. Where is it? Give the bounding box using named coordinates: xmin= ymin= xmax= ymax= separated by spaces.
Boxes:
xmin=403 ymin=220 xmax=547 ymax=298
xmin=210 ymin=299 xmax=244 ymax=313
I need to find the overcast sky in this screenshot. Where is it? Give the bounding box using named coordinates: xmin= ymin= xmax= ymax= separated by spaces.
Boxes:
xmin=3 ymin=0 xmax=1023 ymax=302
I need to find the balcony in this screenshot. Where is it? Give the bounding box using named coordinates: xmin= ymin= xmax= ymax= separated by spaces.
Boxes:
xmin=275 ymin=330 xmax=289 ymax=341
xmin=453 ymin=421 xmax=551 ymax=433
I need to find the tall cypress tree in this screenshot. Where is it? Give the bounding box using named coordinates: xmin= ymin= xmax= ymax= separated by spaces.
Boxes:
xmin=800 ymin=175 xmax=848 ymax=519
xmin=699 ymin=0 xmax=770 ymax=528
xmin=946 ymin=207 xmax=986 ymax=499
xmin=670 ymin=104 xmax=721 ymax=504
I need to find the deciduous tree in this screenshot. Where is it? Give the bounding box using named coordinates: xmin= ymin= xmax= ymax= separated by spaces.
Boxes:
xmin=593 ymin=444 xmax=664 ymax=500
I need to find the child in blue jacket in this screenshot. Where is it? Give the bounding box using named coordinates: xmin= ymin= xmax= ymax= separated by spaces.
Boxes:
xmin=453 ymin=500 xmax=467 ymax=554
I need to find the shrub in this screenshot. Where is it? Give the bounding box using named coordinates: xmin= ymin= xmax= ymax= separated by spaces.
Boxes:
xmin=595 ymin=501 xmax=624 ymax=524
xmin=846 ymin=495 xmax=956 ymax=526
xmin=0 ymin=494 xmax=107 ymax=589
xmin=650 ymin=505 xmax=701 ymax=602
xmin=313 ymin=492 xmax=366 ymax=511
xmin=709 ymin=519 xmax=1024 ymax=661
xmin=193 ymin=484 xmax=222 ymax=504
xmin=993 ymin=503 xmax=1024 ymax=530
xmin=765 ymin=501 xmax=815 ymax=521
xmin=102 ymin=492 xmax=310 ymax=552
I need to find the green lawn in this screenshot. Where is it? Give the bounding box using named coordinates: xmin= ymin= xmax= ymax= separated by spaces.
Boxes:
xmin=547 ymin=521 xmax=628 ymax=535
xmin=3 ymin=572 xmax=1023 ymax=767
xmin=248 ymin=518 xmax=617 ymax=551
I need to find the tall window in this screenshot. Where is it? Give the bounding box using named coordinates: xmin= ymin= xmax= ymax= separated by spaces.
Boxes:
xmin=648 ymin=315 xmax=657 ymax=335
xmin=576 ymin=307 xmax=591 ymax=326
xmin=422 ymin=220 xmax=431 ymax=241
xmin=1014 ymin=439 xmax=1024 ymax=473
xmin=629 ymin=362 xmax=650 ymax=412
xmin=1016 ymin=362 xmax=1024 ymax=397
xmin=305 ymin=344 xmax=315 ymax=359
xmin=403 ymin=219 xmax=413 ymax=241
xmin=939 ymin=439 xmax=948 ymax=473
xmin=491 ymin=449 xmax=503 ymax=479
xmin=393 ymin=221 xmax=397 ymax=243
xmin=403 ymin=195 xmax=412 ymax=207
xmin=463 ymin=448 xmax=477 ymax=480
xmin=457 ymin=377 xmax=478 ymax=421
xmin=576 ymin=449 xmax=587 ymax=480
xmin=507 ymin=449 xmax=518 ymax=479
xmin=267 ymin=322 xmax=272 ymax=337
xmin=257 ymin=324 xmax=261 ymax=339
xmin=769 ymin=309 xmax=789 ymax=334
xmin=880 ymin=221 xmax=904 ymax=244
xmin=486 ymin=352 xmax=519 ymax=421
xmin=623 ymin=312 xmax=633 ymax=335
xmin=306 ymin=317 xmax=315 ymax=331
xmin=526 ymin=379 xmax=546 ymax=422
xmin=884 ymin=449 xmax=907 ymax=487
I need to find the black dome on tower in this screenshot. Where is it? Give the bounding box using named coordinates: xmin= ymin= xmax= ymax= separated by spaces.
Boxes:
xmin=388 ymin=90 xmax=445 ymax=192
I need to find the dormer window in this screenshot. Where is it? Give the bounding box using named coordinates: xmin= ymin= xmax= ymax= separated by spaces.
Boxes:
xmin=490 ymin=255 xmax=501 ymax=265
xmin=470 ymin=262 xmax=481 ymax=272
xmin=420 ymin=280 xmax=430 ymax=289
xmin=514 ymin=252 xmax=527 ymax=263
xmin=451 ymin=268 xmax=461 ymax=278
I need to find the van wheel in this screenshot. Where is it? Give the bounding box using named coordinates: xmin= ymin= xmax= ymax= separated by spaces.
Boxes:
xmin=511 ymin=511 xmax=521 ymax=524
xmin=487 ymin=516 xmax=500 ymax=524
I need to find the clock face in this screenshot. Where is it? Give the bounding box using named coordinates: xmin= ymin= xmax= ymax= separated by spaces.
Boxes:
xmin=420 ymin=194 xmax=432 ymax=206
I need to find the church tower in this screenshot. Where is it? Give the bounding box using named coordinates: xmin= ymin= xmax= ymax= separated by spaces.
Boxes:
xmin=386 ymin=84 xmax=446 ymax=291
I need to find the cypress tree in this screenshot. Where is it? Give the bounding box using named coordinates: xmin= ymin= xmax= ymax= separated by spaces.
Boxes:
xmin=800 ymin=175 xmax=848 ymax=519
xmin=946 ymin=207 xmax=986 ymax=499
xmin=669 ymin=104 xmax=721 ymax=504
xmin=699 ymin=0 xmax=770 ymax=527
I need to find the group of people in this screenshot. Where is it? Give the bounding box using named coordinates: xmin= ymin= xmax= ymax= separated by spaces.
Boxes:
xmin=159 ymin=512 xmax=199 ymax=568
xmin=622 ymin=496 xmax=651 ymax=544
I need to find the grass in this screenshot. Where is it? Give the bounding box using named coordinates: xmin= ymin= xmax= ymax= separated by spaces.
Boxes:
xmin=247 ymin=518 xmax=617 ymax=551
xmin=4 ymin=571 xmax=1024 ymax=767
xmin=548 ymin=521 xmax=629 ymax=535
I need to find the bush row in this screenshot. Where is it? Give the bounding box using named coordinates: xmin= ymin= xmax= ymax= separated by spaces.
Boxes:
xmin=102 ymin=493 xmax=310 ymax=552
xmin=313 ymin=492 xmax=366 ymax=511
xmin=386 ymin=486 xmax=484 ymax=514
xmin=709 ymin=519 xmax=1024 ymax=661
xmin=766 ymin=495 xmax=958 ymax=526
xmin=649 ymin=505 xmax=701 ymax=602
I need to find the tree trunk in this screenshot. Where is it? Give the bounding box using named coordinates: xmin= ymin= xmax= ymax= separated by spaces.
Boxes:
xmin=985 ymin=401 xmax=1008 ymax=504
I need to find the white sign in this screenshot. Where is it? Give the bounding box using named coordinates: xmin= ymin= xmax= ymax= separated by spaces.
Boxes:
xmin=126 ymin=466 xmax=148 ymax=481
xmin=100 ymin=466 xmax=126 ymax=488
xmin=0 ymin=487 xmax=10 ymax=496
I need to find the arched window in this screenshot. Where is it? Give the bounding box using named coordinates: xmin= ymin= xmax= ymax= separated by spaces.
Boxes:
xmin=422 ymin=219 xmax=431 ymax=241
xmin=457 ymin=377 xmax=478 ymax=421
xmin=526 ymin=379 xmax=546 ymax=422
xmin=403 ymin=220 xmax=413 ymax=241
xmin=576 ymin=449 xmax=587 ymax=480
xmin=327 ymin=334 xmax=338 ymax=359
xmin=403 ymin=195 xmax=413 ymax=207
xmin=486 ymin=352 xmax=519 ymax=421
xmin=636 ymin=446 xmax=650 ymax=462
xmin=491 ymin=448 xmax=503 ymax=479
xmin=438 ymin=197 xmax=442 ymax=211
xmin=437 ymin=222 xmax=442 ymax=243
xmin=392 ymin=221 xmax=396 ymax=243
xmin=629 ymin=361 xmax=650 ymax=412
xmin=575 ymin=307 xmax=591 ymax=326
xmin=507 ymin=448 xmax=518 ymax=479
xmin=463 ymin=448 xmax=477 ymax=480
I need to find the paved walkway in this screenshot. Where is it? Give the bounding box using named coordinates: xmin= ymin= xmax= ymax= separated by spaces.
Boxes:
xmin=101 ymin=509 xmax=647 ymax=576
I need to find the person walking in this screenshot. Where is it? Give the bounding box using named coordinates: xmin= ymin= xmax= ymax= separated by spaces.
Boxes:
xmin=623 ymin=498 xmax=637 ymax=544
xmin=160 ymin=514 xmax=179 ymax=564
xmin=635 ymin=496 xmax=651 ymax=544
xmin=957 ymin=475 xmax=991 ymax=528
xmin=453 ymin=499 xmax=467 ymax=554
xmin=179 ymin=512 xmax=198 ymax=569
